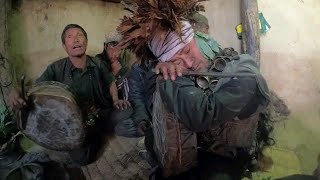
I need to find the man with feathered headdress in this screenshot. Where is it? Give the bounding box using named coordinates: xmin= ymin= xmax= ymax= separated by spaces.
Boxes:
xmin=118 ymin=0 xmax=271 ymax=178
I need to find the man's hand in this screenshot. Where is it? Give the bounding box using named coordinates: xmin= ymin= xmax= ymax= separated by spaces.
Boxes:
xmin=154 ymin=62 xmax=183 ymax=81
xmin=8 ymin=90 xmax=26 ymax=110
xmin=111 ymin=61 xmax=122 ymax=76
xmin=107 ymin=45 xmax=121 ymax=63
xmin=113 ymin=99 xmax=131 ymax=110
xmin=136 ymin=120 xmax=147 ymax=136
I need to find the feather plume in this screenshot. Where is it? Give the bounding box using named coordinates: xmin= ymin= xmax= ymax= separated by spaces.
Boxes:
xmin=117 ymin=0 xmax=208 ymax=60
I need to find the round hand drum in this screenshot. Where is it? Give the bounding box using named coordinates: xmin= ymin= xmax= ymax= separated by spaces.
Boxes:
xmin=18 ymin=81 xmax=85 ymax=151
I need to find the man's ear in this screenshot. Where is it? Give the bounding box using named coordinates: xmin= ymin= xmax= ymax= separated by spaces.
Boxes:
xmin=62 ymin=44 xmax=67 ymax=51
xmin=104 ymin=43 xmax=109 ymax=52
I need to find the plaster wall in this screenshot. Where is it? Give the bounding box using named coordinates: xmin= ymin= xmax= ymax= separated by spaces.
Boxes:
xmin=257 ymin=0 xmax=320 ymax=175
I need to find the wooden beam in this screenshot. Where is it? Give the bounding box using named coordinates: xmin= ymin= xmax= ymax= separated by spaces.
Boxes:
xmin=0 ymin=0 xmax=9 ymax=55
xmin=0 ymin=0 xmax=13 ymax=107
xmin=0 ymin=0 xmax=5 ymax=53
xmin=241 ymin=0 xmax=260 ymax=68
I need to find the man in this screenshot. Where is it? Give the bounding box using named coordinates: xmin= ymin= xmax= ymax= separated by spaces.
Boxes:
xmin=95 ymin=39 xmax=134 ymax=100
xmin=190 ymin=12 xmax=210 ymax=34
xmin=127 ymin=21 xmax=270 ymax=179
xmin=9 ymin=24 xmax=129 ymax=165
xmin=191 ymin=13 xmax=222 ymax=59
xmin=95 ymin=39 xmax=145 ymax=137
xmin=117 ymin=0 xmax=270 ymax=177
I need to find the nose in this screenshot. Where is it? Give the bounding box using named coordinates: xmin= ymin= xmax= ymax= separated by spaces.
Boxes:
xmin=74 ymin=36 xmax=80 ymax=42
xmin=184 ymin=57 xmax=194 ymax=69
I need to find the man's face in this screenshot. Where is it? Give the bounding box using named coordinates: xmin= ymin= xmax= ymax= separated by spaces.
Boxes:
xmin=106 ymin=43 xmax=121 ymax=63
xmin=170 ymin=38 xmax=208 ymax=71
xmin=199 ymin=24 xmax=209 ymax=34
xmin=194 ymin=23 xmax=209 ymax=34
xmin=63 ymin=28 xmax=87 ymax=58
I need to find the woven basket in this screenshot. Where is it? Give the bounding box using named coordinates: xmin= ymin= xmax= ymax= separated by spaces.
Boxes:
xmin=152 ymin=80 xmax=197 ymax=177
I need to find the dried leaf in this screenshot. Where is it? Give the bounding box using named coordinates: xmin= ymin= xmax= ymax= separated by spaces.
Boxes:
xmin=117 ymin=0 xmax=210 ymax=59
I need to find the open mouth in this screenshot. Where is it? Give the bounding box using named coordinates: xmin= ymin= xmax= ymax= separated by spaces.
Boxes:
xmin=73 ymin=45 xmax=82 ymax=50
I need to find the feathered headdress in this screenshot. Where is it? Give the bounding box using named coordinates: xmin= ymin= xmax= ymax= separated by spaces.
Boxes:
xmin=117 ymin=0 xmax=208 ymax=60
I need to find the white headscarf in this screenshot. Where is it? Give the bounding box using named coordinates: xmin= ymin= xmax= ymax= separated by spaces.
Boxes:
xmin=148 ymin=21 xmax=194 ymax=62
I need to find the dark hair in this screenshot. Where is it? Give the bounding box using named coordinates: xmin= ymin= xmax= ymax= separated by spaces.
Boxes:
xmin=61 ymin=24 xmax=87 ymax=44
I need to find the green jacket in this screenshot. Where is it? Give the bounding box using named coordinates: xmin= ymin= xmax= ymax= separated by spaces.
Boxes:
xmin=158 ymin=54 xmax=270 ymax=132
xmin=36 ymin=55 xmax=115 ymax=109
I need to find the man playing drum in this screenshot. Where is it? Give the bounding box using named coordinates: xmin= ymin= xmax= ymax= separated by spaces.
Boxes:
xmin=8 ymin=24 xmax=130 ymax=165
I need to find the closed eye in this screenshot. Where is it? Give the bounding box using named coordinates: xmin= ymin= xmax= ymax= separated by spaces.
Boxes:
xmin=184 ymin=46 xmax=191 ymax=54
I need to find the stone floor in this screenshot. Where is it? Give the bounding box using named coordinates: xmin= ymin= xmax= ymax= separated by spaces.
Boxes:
xmin=82 ymin=136 xmax=150 ymax=180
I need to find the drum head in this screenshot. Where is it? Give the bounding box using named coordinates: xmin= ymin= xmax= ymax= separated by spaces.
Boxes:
xmin=19 ymin=81 xmax=85 ymax=151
